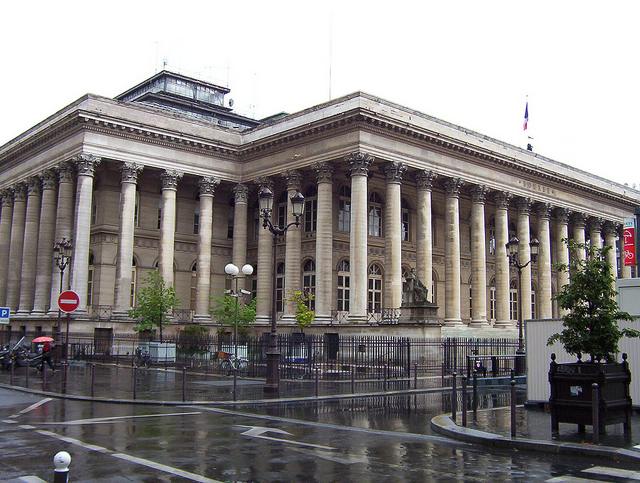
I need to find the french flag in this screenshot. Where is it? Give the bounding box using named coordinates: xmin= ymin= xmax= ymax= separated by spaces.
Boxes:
xmin=523 ymin=101 xmax=529 ymax=131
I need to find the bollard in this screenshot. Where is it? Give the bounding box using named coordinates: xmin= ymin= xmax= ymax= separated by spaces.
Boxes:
xmin=451 ymin=372 xmax=457 ymax=423
xmin=592 ymin=383 xmax=600 ymax=444
xmin=53 ymin=451 xmax=71 ymax=483
xmin=461 ymin=376 xmax=468 ymax=427
xmin=414 ymin=363 xmax=418 ymax=390
xmin=182 ymin=367 xmax=187 ymax=402
xmin=132 ymin=367 xmax=137 ymax=400
xmin=315 ymin=368 xmax=319 ymax=398
xmin=91 ymin=363 xmax=96 ymax=398
xmin=351 ymin=366 xmax=355 ymax=394
xmin=472 ymin=370 xmax=478 ymax=421
xmin=510 ymin=379 xmax=517 ymax=438
xmin=384 ymin=363 xmax=388 ymax=392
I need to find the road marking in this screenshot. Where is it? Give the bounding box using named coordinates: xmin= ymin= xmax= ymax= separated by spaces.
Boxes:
xmin=546 ymin=477 xmax=595 ymax=482
xmin=18 ymin=425 xmax=35 ymax=429
xmin=112 ymin=453 xmax=223 ymax=483
xmin=9 ymin=398 xmax=52 ymax=418
xmin=12 ymin=476 xmax=47 ymax=483
xmin=582 ymin=466 xmax=640 ymax=480
xmin=36 ymin=430 xmax=112 ymax=453
xmin=3 ymin=419 xmax=17 ymax=424
xmin=288 ymin=446 xmax=369 ymax=465
xmin=41 ymin=411 xmax=201 ymax=426
xmin=236 ymin=425 xmax=335 ymax=451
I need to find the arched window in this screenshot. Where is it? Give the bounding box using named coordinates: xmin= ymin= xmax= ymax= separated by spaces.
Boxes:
xmin=509 ymin=280 xmax=518 ymax=321
xmin=302 ymin=259 xmax=316 ymax=310
xmin=368 ymin=193 xmax=383 ymax=237
xmin=227 ymin=199 xmax=234 ymax=239
xmin=276 ymin=262 xmax=285 ymax=313
xmin=401 ymin=198 xmax=410 ymax=242
xmin=304 ymin=186 xmax=317 ymax=233
xmin=338 ymin=186 xmax=351 ymax=232
xmin=87 ymin=253 xmax=94 ymax=307
xmin=277 ymin=192 xmax=288 ymax=228
xmin=489 ymin=278 xmax=496 ymax=321
xmin=337 ymin=260 xmax=350 ymax=312
xmin=134 ymin=189 xmax=140 ymax=228
xmin=368 ymin=263 xmax=383 ymax=314
xmin=190 ymin=262 xmax=197 ymax=311
xmin=130 ymin=257 xmax=137 ymax=307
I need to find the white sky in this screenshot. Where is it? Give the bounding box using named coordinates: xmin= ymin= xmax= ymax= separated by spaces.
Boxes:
xmin=1 ymin=0 xmax=638 ymax=186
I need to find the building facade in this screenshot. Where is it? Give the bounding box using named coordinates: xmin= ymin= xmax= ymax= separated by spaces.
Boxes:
xmin=1 ymin=71 xmax=638 ymax=337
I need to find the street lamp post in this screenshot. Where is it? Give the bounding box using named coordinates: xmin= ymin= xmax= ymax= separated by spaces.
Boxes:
xmin=506 ymin=236 xmax=539 ymax=374
xmin=224 ymin=262 xmax=254 ymax=401
xmin=53 ymin=238 xmax=73 ymax=362
xmin=258 ymin=186 xmax=305 ymax=395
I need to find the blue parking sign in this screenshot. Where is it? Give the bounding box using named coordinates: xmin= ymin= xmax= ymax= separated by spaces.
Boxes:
xmin=0 ymin=307 xmax=9 ymax=325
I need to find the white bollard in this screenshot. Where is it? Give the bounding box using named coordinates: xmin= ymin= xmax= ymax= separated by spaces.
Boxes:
xmin=53 ymin=451 xmax=71 ymax=483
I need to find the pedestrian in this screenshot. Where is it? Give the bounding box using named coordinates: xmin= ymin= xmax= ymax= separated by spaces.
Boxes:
xmin=41 ymin=341 xmax=54 ymax=372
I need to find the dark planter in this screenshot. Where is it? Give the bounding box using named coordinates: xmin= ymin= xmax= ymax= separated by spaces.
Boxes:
xmin=548 ymin=353 xmax=632 ymax=435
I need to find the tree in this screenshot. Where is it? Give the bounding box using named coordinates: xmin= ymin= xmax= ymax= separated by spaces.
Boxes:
xmin=211 ymin=295 xmax=256 ymax=339
xmin=548 ymin=240 xmax=639 ymax=361
xmin=289 ymin=289 xmax=315 ymax=332
xmin=128 ymin=270 xmax=179 ymax=342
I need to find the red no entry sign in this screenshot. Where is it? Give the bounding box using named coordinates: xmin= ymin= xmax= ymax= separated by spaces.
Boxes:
xmin=58 ymin=290 xmax=80 ymax=313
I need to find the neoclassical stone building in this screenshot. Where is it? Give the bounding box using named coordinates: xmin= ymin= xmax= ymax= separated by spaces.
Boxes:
xmin=0 ymin=71 xmax=638 ymax=338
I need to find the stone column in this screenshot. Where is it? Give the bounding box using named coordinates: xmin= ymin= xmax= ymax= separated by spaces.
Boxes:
xmin=536 ymin=203 xmax=552 ymax=319
xmin=470 ymin=185 xmax=488 ymax=327
xmin=0 ymin=191 xmax=14 ymax=306
xmin=572 ymin=213 xmax=587 ymax=261
xmin=517 ymin=198 xmax=533 ymax=322
xmin=114 ymin=163 xmax=143 ymax=314
xmin=347 ymin=152 xmax=373 ymax=323
xmin=620 ymin=224 xmax=632 ymax=279
xmin=589 ymin=217 xmax=603 ymax=250
xmin=70 ymin=154 xmax=101 ymax=312
xmin=159 ymin=169 xmax=182 ymax=287
xmin=49 ymin=162 xmax=75 ymax=313
xmin=383 ymin=162 xmax=406 ymax=310
xmin=232 ymin=184 xmax=249 ymax=290
xmin=444 ymin=177 xmax=463 ymax=326
xmin=494 ymin=192 xmax=512 ymax=327
xmin=603 ymin=222 xmax=619 ymax=288
xmin=194 ymin=176 xmax=219 ymax=319
xmin=282 ymin=170 xmax=303 ymax=320
xmin=313 ymin=163 xmax=334 ymax=323
xmin=416 ymin=171 xmax=436 ymax=302
xmin=256 ymin=177 xmax=274 ymax=323
xmin=17 ymin=177 xmax=42 ymax=314
xmin=555 ymin=208 xmax=570 ymax=315
xmin=6 ymin=184 xmax=27 ymax=311
xmin=32 ymin=170 xmax=57 ymax=314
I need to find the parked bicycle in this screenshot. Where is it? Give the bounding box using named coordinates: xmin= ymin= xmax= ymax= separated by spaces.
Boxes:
xmin=134 ymin=347 xmax=151 ymax=368
xmin=218 ymin=352 xmax=248 ymax=376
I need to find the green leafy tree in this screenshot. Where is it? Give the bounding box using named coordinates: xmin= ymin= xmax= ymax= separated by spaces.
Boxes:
xmin=211 ymin=295 xmax=257 ymax=339
xmin=177 ymin=325 xmax=210 ymax=356
xmin=289 ymin=289 xmax=315 ymax=332
xmin=128 ymin=270 xmax=179 ymax=342
xmin=548 ymin=240 xmax=639 ymax=361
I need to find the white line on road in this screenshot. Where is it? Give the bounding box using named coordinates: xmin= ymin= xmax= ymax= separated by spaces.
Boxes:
xmin=9 ymin=398 xmax=53 ymax=418
xmin=582 ymin=466 xmax=640 ymax=480
xmin=236 ymin=424 xmax=335 ymax=451
xmin=41 ymin=411 xmax=201 ymax=426
xmin=36 ymin=430 xmax=111 ymax=453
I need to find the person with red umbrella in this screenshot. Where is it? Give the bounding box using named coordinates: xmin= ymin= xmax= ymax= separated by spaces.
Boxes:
xmin=33 ymin=336 xmax=55 ymax=372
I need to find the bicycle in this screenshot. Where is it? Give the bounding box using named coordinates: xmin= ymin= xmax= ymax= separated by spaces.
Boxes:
xmin=134 ymin=347 xmax=151 ymax=368
xmin=219 ymin=353 xmax=248 ymax=376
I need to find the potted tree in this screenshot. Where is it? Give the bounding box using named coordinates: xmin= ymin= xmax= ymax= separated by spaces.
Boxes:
xmin=129 ymin=271 xmax=179 ymax=363
xmin=548 ymin=240 xmax=639 ymax=435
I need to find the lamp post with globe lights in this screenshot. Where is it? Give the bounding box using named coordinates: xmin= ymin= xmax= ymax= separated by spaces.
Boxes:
xmin=258 ymin=186 xmax=305 ymax=395
xmin=53 ymin=238 xmax=73 ymax=361
xmin=224 ymin=262 xmax=254 ymax=401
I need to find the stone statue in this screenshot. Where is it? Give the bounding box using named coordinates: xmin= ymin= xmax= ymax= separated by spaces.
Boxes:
xmin=402 ymin=268 xmax=429 ymax=305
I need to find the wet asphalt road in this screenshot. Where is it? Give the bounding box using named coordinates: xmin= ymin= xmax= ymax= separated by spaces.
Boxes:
xmin=1 ymin=388 xmax=639 ymax=482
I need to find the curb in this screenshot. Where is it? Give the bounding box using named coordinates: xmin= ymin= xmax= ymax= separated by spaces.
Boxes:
xmin=430 ymin=413 xmax=640 ymax=464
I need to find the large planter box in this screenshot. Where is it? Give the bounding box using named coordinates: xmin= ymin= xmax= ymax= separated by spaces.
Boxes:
xmin=148 ymin=341 xmax=176 ymax=363
xmin=549 ymin=355 xmax=632 ymax=434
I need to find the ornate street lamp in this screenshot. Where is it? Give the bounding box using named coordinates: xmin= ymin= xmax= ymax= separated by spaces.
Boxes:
xmin=224 ymin=262 xmax=253 ymax=401
xmin=506 ymin=236 xmax=539 ymax=374
xmin=53 ymin=238 xmax=73 ymax=362
xmin=259 ymin=186 xmax=305 ymax=394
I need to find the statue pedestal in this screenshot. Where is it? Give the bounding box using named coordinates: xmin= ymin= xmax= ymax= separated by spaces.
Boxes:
xmin=399 ymin=302 xmax=440 ymax=324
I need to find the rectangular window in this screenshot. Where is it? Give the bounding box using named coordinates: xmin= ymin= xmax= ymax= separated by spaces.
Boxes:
xmin=489 ymin=287 xmax=496 ymax=320
xmin=91 ymin=201 xmax=97 ymax=225
xmin=304 ymin=199 xmax=317 ymax=232
xmin=402 ymin=210 xmax=410 ymax=241
xmin=157 ymin=208 xmax=162 ymax=230
xmin=87 ymin=267 xmax=94 ymax=307
xmin=338 ymin=200 xmax=351 ymax=232
xmin=277 ymin=204 xmax=287 ymax=229
xmin=368 ymin=206 xmax=382 ymax=237
xmin=193 ymin=212 xmax=200 ymax=235
xmin=337 ymin=275 xmax=350 ymax=312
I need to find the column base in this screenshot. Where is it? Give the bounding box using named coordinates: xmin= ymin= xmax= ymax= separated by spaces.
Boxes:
xmin=468 ymin=319 xmax=490 ymax=328
xmin=313 ymin=315 xmax=333 ymax=324
xmin=280 ymin=314 xmax=297 ymax=323
xmin=255 ymin=315 xmax=272 ymax=324
xmin=192 ymin=314 xmax=212 ymax=323
xmin=111 ymin=310 xmax=131 ymax=318
xmin=443 ymin=318 xmax=463 ymax=326
xmin=29 ymin=310 xmax=47 ymax=316
xmin=347 ymin=314 xmax=368 ymax=324
xmin=494 ymin=320 xmax=516 ymax=328
xmin=15 ymin=310 xmax=31 ymax=316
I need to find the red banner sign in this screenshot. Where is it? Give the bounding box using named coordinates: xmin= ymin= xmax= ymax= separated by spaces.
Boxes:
xmin=623 ymin=219 xmax=636 ymax=266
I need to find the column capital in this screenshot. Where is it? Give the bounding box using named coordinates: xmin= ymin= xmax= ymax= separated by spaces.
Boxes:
xmin=417 ymin=170 xmax=437 ymax=191
xmin=199 ymin=176 xmax=220 ymax=196
xmin=41 ymin=170 xmax=57 ymax=190
xmin=233 ymin=183 xmax=249 ymax=203
xmin=282 ymin=169 xmax=303 ymax=190
xmin=345 ymin=151 xmax=373 ymax=177
xmin=383 ymin=162 xmax=406 ymax=184
xmin=73 ymin=153 xmax=101 ymax=177
xmin=443 ymin=177 xmax=464 ymax=198
xmin=26 ymin=177 xmax=41 ymax=196
xmin=121 ymin=162 xmax=143 ymax=184
xmin=13 ymin=183 xmax=26 ymax=202
xmin=571 ymin=212 xmax=587 ymax=228
xmin=589 ymin=216 xmax=604 ymax=232
xmin=161 ymin=169 xmax=183 ymax=190
xmin=470 ymin=184 xmax=489 ymax=204
xmin=56 ymin=161 xmax=75 ymax=183
xmin=554 ymin=207 xmax=570 ymax=223
xmin=603 ymin=220 xmax=618 ymax=236
xmin=254 ymin=176 xmax=274 ymax=191
xmin=516 ymin=197 xmax=534 ymax=215
xmin=313 ymin=162 xmax=334 ymax=184
xmin=494 ymin=191 xmax=512 ymax=209
xmin=0 ymin=189 xmax=13 ymax=207
xmin=536 ymin=202 xmax=553 ymax=219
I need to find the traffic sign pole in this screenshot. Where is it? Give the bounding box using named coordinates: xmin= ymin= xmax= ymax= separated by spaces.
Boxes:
xmin=57 ymin=291 xmax=80 ymax=362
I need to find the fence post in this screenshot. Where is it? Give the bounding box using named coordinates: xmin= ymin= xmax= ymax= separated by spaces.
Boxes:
xmin=315 ymin=368 xmax=319 ymax=398
xmin=414 ymin=363 xmax=418 ymax=390
xmin=451 ymin=371 xmax=457 ymax=423
xmin=461 ymin=376 xmax=468 ymax=427
xmin=384 ymin=363 xmax=388 ymax=392
xmin=53 ymin=451 xmax=71 ymax=483
xmin=351 ymin=366 xmax=355 ymax=394
xmin=592 ymin=383 xmax=600 ymax=444
xmin=510 ymin=379 xmax=517 ymax=438
xmin=91 ymin=363 xmax=96 ymax=398
xmin=491 ymin=356 xmax=498 ymax=377
xmin=182 ymin=367 xmax=187 ymax=402
xmin=132 ymin=367 xmax=137 ymax=400
xmin=472 ymin=370 xmax=478 ymax=421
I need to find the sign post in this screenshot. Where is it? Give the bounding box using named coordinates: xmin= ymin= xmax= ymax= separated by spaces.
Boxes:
xmin=58 ymin=291 xmax=80 ymax=362
xmin=0 ymin=307 xmax=10 ymax=325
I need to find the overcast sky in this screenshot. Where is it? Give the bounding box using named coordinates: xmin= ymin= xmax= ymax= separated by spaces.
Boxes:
xmin=1 ymin=1 xmax=638 ymax=186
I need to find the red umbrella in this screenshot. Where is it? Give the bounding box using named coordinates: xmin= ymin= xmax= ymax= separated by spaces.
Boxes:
xmin=32 ymin=336 xmax=54 ymax=343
